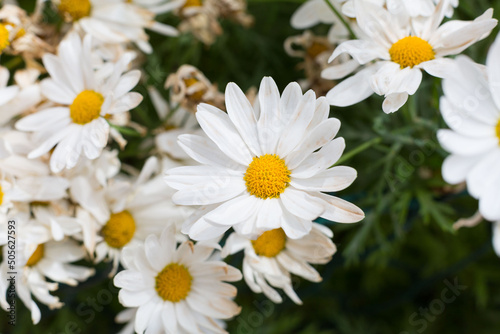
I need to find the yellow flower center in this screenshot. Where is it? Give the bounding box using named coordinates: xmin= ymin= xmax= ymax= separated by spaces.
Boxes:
xmin=0 ymin=185 xmax=3 ymax=206
xmin=307 ymin=41 xmax=329 ymax=58
xmin=26 ymin=244 xmax=44 ymax=267
xmin=0 ymin=24 xmax=11 ymax=53
xmin=496 ymin=120 xmax=500 ymax=144
xmin=183 ymin=0 xmax=203 ymax=9
xmin=244 ymin=154 xmax=291 ymax=199
xmin=155 ymin=263 xmax=193 ymax=302
xmin=252 ymin=228 xmax=287 ymax=257
xmin=389 ymin=36 xmax=435 ymax=69
xmin=70 ymin=90 xmax=104 ymax=125
xmin=101 ymin=211 xmax=136 ymax=249
xmin=183 ymin=77 xmax=206 ymax=101
xmin=58 ymin=0 xmax=92 ymax=21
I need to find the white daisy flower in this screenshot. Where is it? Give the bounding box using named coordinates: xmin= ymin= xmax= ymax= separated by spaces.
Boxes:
xmin=0 ymin=219 xmax=94 ymax=324
xmin=325 ymin=0 xmax=497 ymax=113
xmin=16 ymin=32 xmax=143 ymax=173
xmin=74 ymin=157 xmax=193 ymax=274
xmin=222 ymin=223 xmax=336 ymax=305
xmin=114 ymin=225 xmax=242 ymax=334
xmin=165 ymin=76 xmax=364 ymax=241
xmin=437 ymin=34 xmax=500 ymax=222
xmin=54 ymin=0 xmax=178 ymax=54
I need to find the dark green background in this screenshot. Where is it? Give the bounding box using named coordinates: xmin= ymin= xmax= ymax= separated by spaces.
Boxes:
xmin=2 ymin=0 xmax=500 ymax=333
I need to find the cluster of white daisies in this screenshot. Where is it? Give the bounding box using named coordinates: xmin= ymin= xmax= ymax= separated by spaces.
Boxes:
xmin=0 ymin=0 xmax=499 ymax=333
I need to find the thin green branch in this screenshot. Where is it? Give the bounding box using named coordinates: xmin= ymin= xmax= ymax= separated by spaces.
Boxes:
xmin=323 ymin=0 xmax=357 ymax=39
xmin=334 ymin=136 xmax=382 ymax=166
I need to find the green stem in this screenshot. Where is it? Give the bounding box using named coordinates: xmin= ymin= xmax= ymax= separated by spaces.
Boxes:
xmin=334 ymin=136 xmax=382 ymax=166
xmin=323 ymin=0 xmax=357 ymax=39
xmin=3 ymin=57 xmax=23 ymax=70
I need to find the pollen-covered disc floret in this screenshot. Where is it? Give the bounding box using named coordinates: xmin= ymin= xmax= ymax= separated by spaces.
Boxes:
xmin=58 ymin=0 xmax=91 ymax=21
xmin=183 ymin=77 xmax=205 ymax=101
xmin=0 ymin=24 xmax=10 ymax=52
xmin=101 ymin=211 xmax=136 ymax=249
xmin=70 ymin=90 xmax=104 ymax=125
xmin=182 ymin=0 xmax=203 ymax=9
xmin=252 ymin=228 xmax=287 ymax=257
xmin=155 ymin=263 xmax=193 ymax=302
xmin=244 ymin=154 xmax=291 ymax=199
xmin=26 ymin=244 xmax=44 ymax=267
xmin=389 ymin=36 xmax=435 ymax=69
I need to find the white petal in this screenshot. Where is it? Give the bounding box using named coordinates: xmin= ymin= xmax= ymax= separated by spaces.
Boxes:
xmin=172 ymin=177 xmax=245 ymax=206
xmin=177 ymin=134 xmax=244 ymax=170
xmin=441 ymin=154 xmax=483 ymax=185
xmin=314 ymin=192 xmax=365 ymax=223
xmin=329 ymin=40 xmax=388 ymax=65
xmin=225 ymin=82 xmax=261 ymax=156
xmin=280 ymin=188 xmax=325 ymax=220
xmin=493 ymin=221 xmax=500 ymax=257
xmin=161 ymin=302 xmax=178 ymax=334
xmin=175 ymin=302 xmax=201 ymax=333
xmin=419 ymin=58 xmax=458 ymax=79
xmin=326 ymin=65 xmax=377 ymax=107
xmin=487 ymin=30 xmax=500 ymax=110
xmin=292 ymin=137 xmax=345 ymax=178
xmin=203 ymin=195 xmax=260 ymax=226
xmin=442 ymin=56 xmax=499 ymax=124
xmin=290 ymin=166 xmax=357 ymax=192
xmin=15 ymin=107 xmax=70 ymax=132
xmin=280 ymin=208 xmax=312 ymax=240
xmin=285 ymin=118 xmax=341 ymax=169
xmin=276 ymin=90 xmax=316 ymax=157
xmin=466 ymin=149 xmax=500 ymax=198
xmin=479 ymin=173 xmax=500 ymax=221
xmin=118 ymin=289 xmax=155 ymax=307
xmin=437 ymin=129 xmax=497 ymax=156
xmin=196 ymin=103 xmax=253 ymax=165
xmin=321 ymin=59 xmax=360 ymax=80
xmin=290 ymin=0 xmax=335 ymax=28
xmin=382 ymin=92 xmax=409 ymax=114
xmin=257 ymin=77 xmax=281 ymax=154
xmin=439 ymin=96 xmax=493 ymax=137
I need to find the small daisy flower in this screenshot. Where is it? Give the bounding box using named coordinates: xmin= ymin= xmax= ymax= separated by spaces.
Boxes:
xmin=222 ymin=223 xmax=336 ymax=304
xmin=284 ymin=30 xmax=336 ymax=95
xmin=16 ymin=32 xmax=143 ymax=173
xmin=114 ymin=225 xmax=242 ymax=334
xmin=437 ymin=34 xmax=500 ymax=223
xmin=0 ymin=4 xmax=54 ymax=60
xmin=165 ymin=76 xmax=364 ymax=240
xmin=0 ymin=220 xmax=94 ymax=324
xmin=54 ymin=0 xmax=178 ymax=54
xmin=165 ymin=64 xmax=225 ymax=113
xmin=325 ymin=0 xmax=497 ymax=113
xmin=74 ymin=157 xmax=193 ymax=274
